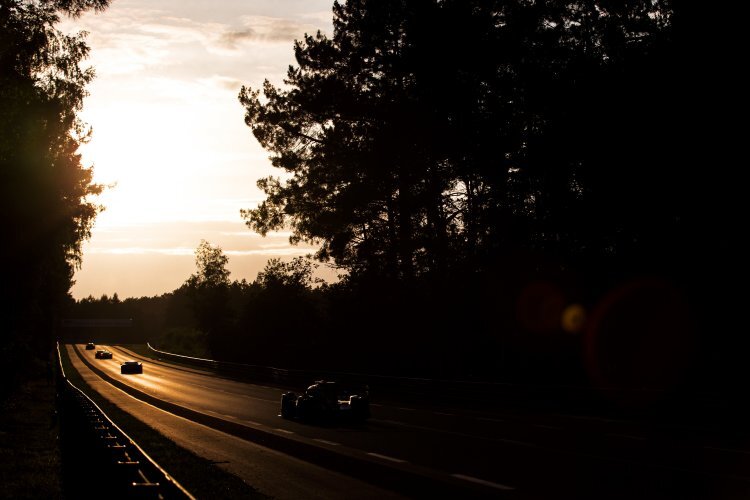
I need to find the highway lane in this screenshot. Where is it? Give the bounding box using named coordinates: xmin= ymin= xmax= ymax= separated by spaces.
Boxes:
xmin=67 ymin=344 xmax=410 ymax=500
xmin=73 ymin=344 xmax=750 ymax=499
xmin=78 ymin=344 xmax=517 ymax=496
xmin=111 ymin=345 xmax=750 ymax=478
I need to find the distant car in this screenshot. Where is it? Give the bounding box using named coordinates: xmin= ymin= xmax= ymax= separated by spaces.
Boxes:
xmin=280 ymin=380 xmax=370 ymax=422
xmin=95 ymin=350 xmax=113 ymax=359
xmin=120 ymin=361 xmax=143 ymax=374
xmin=85 ymin=342 xmax=95 ymax=350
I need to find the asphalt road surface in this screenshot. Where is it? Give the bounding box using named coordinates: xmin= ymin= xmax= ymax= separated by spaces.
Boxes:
xmin=68 ymin=344 xmax=750 ymax=499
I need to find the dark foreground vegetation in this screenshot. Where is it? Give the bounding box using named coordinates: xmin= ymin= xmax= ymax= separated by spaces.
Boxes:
xmin=1 ymin=0 xmax=110 ymax=399
xmin=0 ymin=366 xmax=61 ymax=499
xmin=2 ymin=1 xmax=111 ymax=495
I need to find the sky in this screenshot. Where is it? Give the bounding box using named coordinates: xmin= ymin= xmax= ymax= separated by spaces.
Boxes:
xmin=60 ymin=0 xmax=337 ymax=299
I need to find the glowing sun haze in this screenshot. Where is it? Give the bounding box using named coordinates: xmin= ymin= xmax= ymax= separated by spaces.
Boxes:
xmin=60 ymin=0 xmax=335 ymax=299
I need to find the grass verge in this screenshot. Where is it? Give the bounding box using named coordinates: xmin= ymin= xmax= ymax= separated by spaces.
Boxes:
xmin=0 ymin=374 xmax=61 ymax=499
xmin=59 ymin=345 xmax=268 ymax=499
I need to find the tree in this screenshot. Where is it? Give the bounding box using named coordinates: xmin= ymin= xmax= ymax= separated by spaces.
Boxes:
xmin=255 ymin=256 xmax=321 ymax=291
xmin=238 ymin=1 xmax=739 ymax=385
xmin=239 ymin=0 xmax=680 ymax=285
xmin=239 ymin=0 xmax=443 ymax=281
xmin=184 ymin=240 xmax=231 ymax=354
xmin=1 ymin=0 xmax=109 ymax=386
xmin=187 ymin=239 xmax=231 ymax=290
xmin=236 ymin=256 xmax=323 ymax=366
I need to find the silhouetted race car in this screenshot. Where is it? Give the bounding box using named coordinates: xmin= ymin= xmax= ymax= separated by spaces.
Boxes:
xmin=120 ymin=361 xmax=143 ymax=374
xmin=85 ymin=342 xmax=95 ymax=350
xmin=95 ymin=350 xmax=113 ymax=359
xmin=280 ymin=380 xmax=370 ymax=422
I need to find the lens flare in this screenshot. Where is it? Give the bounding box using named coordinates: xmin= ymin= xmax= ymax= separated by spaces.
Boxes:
xmin=561 ymin=303 xmax=586 ymax=334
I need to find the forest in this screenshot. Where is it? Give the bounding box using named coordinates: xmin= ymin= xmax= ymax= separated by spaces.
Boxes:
xmin=5 ymin=0 xmax=742 ymax=409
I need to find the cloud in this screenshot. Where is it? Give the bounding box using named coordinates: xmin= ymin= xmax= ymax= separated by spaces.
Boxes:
xmin=226 ymin=248 xmax=313 ymax=256
xmin=218 ymin=29 xmax=256 ymax=49
xmin=82 ymin=220 xmax=315 ymax=258
xmin=219 ymin=230 xmax=293 ymax=238
xmin=61 ymin=1 xmax=335 ymax=299
xmin=62 ymin=7 xmax=323 ymax=77
xmin=90 ymin=247 xmax=196 ymax=256
xmin=89 ymin=246 xmax=313 ymax=257
xmin=218 ymin=16 xmax=315 ymax=49
xmin=200 ymin=75 xmax=244 ymax=92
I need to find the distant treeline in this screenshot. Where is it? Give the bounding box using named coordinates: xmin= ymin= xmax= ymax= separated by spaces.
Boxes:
xmin=69 ymin=250 xmax=592 ymax=383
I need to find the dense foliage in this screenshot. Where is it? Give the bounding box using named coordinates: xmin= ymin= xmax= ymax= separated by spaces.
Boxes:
xmin=1 ymin=0 xmax=108 ymax=393
xmin=235 ymin=1 xmax=737 ymax=391
xmin=240 ymin=0 xmax=699 ymax=283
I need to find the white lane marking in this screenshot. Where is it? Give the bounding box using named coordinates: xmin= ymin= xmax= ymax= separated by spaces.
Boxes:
xmin=606 ymin=433 xmax=646 ymax=441
xmin=477 ymin=417 xmax=504 ymax=423
xmin=312 ymin=438 xmax=340 ymax=446
xmin=274 ymin=428 xmax=294 ymax=434
xmin=367 ymin=452 xmax=407 ymax=463
xmin=396 ymin=407 xmax=416 ymax=411
xmin=243 ymin=420 xmax=263 ymax=426
xmin=534 ymin=424 xmax=562 ymax=430
xmin=240 ymin=394 xmax=278 ymax=403
xmin=434 ymin=412 xmax=455 ymax=416
xmin=451 ymin=474 xmax=514 ymax=491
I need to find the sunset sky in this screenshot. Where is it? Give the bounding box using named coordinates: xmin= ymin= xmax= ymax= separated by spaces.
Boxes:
xmin=60 ymin=0 xmax=336 ymax=299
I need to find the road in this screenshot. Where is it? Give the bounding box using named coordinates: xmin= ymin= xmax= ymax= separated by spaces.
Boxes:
xmin=68 ymin=344 xmax=750 ymax=499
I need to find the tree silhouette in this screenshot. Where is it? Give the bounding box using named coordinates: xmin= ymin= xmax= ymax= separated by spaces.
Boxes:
xmin=239 ymin=0 xmax=682 ymax=285
xmin=1 ymin=0 xmax=109 ymax=388
xmin=255 ymin=256 xmax=321 ymax=291
xmin=237 ymin=0 xmax=744 ymax=389
xmin=184 ymin=240 xmax=232 ymax=355
xmin=240 ymin=0 xmax=441 ymax=281
xmin=231 ymin=256 xmax=322 ymax=366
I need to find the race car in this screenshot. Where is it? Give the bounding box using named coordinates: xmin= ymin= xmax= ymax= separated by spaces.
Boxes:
xmin=280 ymin=380 xmax=370 ymax=422
xmin=85 ymin=342 xmax=95 ymax=350
xmin=95 ymin=349 xmax=113 ymax=359
xmin=120 ymin=360 xmax=143 ymax=374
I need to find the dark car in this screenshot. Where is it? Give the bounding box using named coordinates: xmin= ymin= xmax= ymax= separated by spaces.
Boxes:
xmin=85 ymin=342 xmax=95 ymax=350
xmin=120 ymin=361 xmax=143 ymax=374
xmin=280 ymin=380 xmax=370 ymax=422
xmin=95 ymin=349 xmax=113 ymax=359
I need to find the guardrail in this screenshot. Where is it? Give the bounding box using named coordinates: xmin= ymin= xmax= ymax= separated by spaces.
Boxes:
xmin=148 ymin=343 xmax=735 ymax=421
xmin=56 ymin=342 xmax=195 ymax=499
xmin=145 ymin=343 xmax=630 ymax=413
